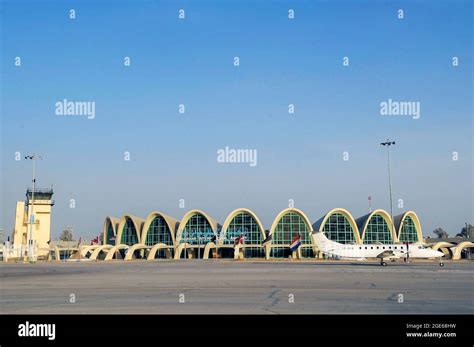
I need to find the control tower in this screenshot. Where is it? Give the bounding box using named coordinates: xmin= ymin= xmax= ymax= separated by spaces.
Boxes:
xmin=12 ymin=187 xmax=54 ymax=258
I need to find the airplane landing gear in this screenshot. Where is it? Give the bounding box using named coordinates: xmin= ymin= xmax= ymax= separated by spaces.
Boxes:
xmin=380 ymin=260 xmax=387 ymax=266
xmin=439 ymin=262 xmax=444 ymax=267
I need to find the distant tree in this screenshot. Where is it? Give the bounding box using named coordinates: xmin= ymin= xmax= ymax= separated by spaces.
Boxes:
xmin=456 ymin=224 xmax=473 ymax=238
xmin=59 ymin=228 xmax=73 ymax=241
xmin=433 ymin=228 xmax=449 ymax=239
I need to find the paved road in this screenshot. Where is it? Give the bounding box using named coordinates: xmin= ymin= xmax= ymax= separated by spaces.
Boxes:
xmin=1 ymin=260 xmax=472 ymax=314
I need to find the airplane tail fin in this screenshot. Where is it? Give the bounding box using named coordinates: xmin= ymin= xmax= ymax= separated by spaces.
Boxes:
xmin=312 ymin=231 xmax=336 ymax=253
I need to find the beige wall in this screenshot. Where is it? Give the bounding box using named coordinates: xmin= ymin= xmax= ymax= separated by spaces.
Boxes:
xmin=12 ymin=199 xmax=53 ymax=258
xmin=13 ymin=201 xmax=27 ymax=245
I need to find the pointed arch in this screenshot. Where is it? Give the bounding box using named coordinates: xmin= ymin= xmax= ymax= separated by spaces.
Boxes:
xmin=269 ymin=208 xmax=315 ymax=258
xmin=220 ymin=208 xmax=266 ymax=258
xmin=141 ymin=211 xmax=178 ymax=247
xmin=80 ymin=245 xmax=101 ymax=257
xmin=174 ymin=243 xmax=195 ymax=259
xmin=103 ymin=216 xmax=119 ymax=246
xmin=147 ymin=243 xmax=173 ymax=260
xmin=175 ymin=209 xmax=219 ymax=245
xmin=89 ymin=244 xmax=114 ymax=260
xmin=104 ymin=244 xmax=130 ymax=261
xmin=451 ymin=242 xmax=474 ymax=260
xmin=221 ymin=208 xmax=265 ymax=244
xmin=356 ymin=209 xmax=394 ymax=244
xmin=124 ymin=244 xmax=151 ymax=260
xmin=394 ymin=211 xmax=423 ymax=243
xmin=116 ymin=215 xmax=145 ymax=245
xmin=313 ymin=208 xmax=361 ymax=244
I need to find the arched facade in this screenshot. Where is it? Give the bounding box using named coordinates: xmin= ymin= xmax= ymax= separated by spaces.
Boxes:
xmin=220 ymin=208 xmax=266 ymax=258
xmin=80 ymin=245 xmax=100 ymax=257
xmin=116 ymin=215 xmax=145 ymax=246
xmin=147 ymin=243 xmax=173 ymax=260
xmin=141 ymin=211 xmax=178 ymax=247
xmin=451 ymin=242 xmax=474 ymax=260
xmin=103 ymin=216 xmax=119 ymax=246
xmin=313 ymin=208 xmax=361 ymax=244
xmin=93 ymin=208 xmax=431 ymax=260
xmin=394 ymin=211 xmax=423 ymax=243
xmin=270 ymin=208 xmax=314 ymax=258
xmin=104 ymin=244 xmax=130 ymax=261
xmin=221 ymin=208 xmax=265 ymax=244
xmin=356 ymin=209 xmax=394 ymax=244
xmin=124 ymin=244 xmax=151 ymax=260
xmin=89 ymin=244 xmax=114 ymax=260
xmin=175 ymin=210 xmax=219 ymax=246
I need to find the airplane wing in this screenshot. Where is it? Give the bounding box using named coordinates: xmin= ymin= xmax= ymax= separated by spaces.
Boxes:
xmin=376 ymin=250 xmax=398 ymax=259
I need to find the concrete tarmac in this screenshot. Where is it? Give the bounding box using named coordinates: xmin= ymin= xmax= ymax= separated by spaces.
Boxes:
xmin=1 ymin=260 xmax=472 ymax=314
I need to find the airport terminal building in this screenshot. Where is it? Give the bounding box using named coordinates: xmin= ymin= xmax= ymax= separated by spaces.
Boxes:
xmin=82 ymin=208 xmax=426 ymax=261
xmin=6 ymin=193 xmax=472 ymax=262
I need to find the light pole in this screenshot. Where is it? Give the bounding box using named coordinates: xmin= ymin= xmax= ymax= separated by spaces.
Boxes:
xmin=380 ymin=140 xmax=396 ymax=242
xmin=25 ymin=154 xmax=42 ymax=262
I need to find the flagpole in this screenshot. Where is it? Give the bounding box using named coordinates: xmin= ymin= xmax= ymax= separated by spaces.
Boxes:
xmin=198 ymin=231 xmax=201 ymax=259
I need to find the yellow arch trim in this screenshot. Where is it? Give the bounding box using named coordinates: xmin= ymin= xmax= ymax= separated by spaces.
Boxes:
xmin=359 ymin=209 xmax=394 ymax=243
xmin=140 ymin=211 xmax=179 ymax=247
xmin=397 ymin=211 xmax=423 ymax=243
xmin=90 ymin=244 xmax=114 ymax=260
xmin=116 ymin=214 xmax=145 ymax=245
xmin=266 ymin=208 xmax=317 ymax=257
xmin=147 ymin=243 xmax=173 ymax=260
xmin=451 ymin=241 xmax=474 ymax=260
xmin=104 ymin=244 xmax=130 ymax=261
xmin=203 ymin=242 xmax=216 ymax=259
xmin=269 ymin=207 xmax=313 ymax=239
xmin=220 ymin=208 xmax=266 ymax=245
xmin=175 ymin=209 xmax=218 ymax=244
xmin=124 ymin=244 xmax=151 ymax=260
xmin=102 ymin=216 xmax=119 ymax=246
xmin=80 ymin=245 xmax=100 ymax=257
xmin=318 ymin=208 xmax=361 ymax=244
xmin=174 ymin=243 xmax=195 ymax=259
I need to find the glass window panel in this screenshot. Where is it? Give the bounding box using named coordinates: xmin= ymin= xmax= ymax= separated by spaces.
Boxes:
xmin=363 ymin=214 xmax=392 ymax=244
xmin=399 ymin=216 xmax=419 ymax=243
xmin=322 ymin=213 xmax=355 ymax=244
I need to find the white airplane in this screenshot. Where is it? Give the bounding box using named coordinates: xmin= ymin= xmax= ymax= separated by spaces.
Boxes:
xmin=313 ymin=231 xmax=445 ymax=266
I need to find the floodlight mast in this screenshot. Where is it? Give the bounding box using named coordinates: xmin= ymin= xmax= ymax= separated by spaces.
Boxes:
xmin=380 ymin=140 xmax=396 ymax=241
xmin=25 ymin=154 xmax=42 ymax=263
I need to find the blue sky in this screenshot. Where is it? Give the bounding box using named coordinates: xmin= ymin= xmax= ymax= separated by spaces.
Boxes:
xmin=1 ymin=0 xmax=472 ymax=239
